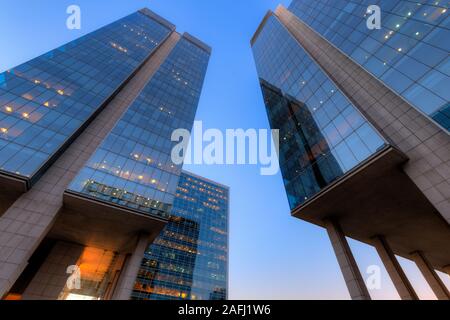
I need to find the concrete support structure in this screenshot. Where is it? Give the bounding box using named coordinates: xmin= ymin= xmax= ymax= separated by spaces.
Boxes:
xmin=324 ymin=219 xmax=371 ymax=300
xmin=0 ymin=32 xmax=179 ymax=299
xmin=411 ymin=251 xmax=450 ymax=300
xmin=372 ymin=236 xmax=418 ymax=300
xmin=112 ymin=234 xmax=149 ymax=300
xmin=21 ymin=242 xmax=84 ymax=300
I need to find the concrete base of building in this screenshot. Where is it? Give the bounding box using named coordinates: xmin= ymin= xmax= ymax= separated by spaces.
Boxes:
xmin=49 ymin=192 xmax=166 ymax=253
xmin=3 ymin=237 xmax=144 ymax=300
xmin=292 ymin=146 xmax=450 ymax=272
xmin=21 ymin=241 xmax=85 ymax=300
xmin=324 ymin=219 xmax=371 ymax=300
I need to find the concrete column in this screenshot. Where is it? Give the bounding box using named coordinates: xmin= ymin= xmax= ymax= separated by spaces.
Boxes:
xmin=324 ymin=219 xmax=371 ymax=300
xmin=21 ymin=242 xmax=84 ymax=300
xmin=411 ymin=251 xmax=450 ymax=300
xmin=372 ymin=236 xmax=418 ymax=300
xmin=103 ymin=254 xmax=127 ymax=300
xmin=112 ymin=234 xmax=149 ymax=300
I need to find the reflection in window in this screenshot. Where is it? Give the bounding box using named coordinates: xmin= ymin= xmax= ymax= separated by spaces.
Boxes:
xmin=131 ymin=173 xmax=229 ymax=301
xmin=252 ymin=15 xmax=386 ymax=209
xmin=0 ymin=11 xmax=172 ymax=179
xmin=288 ymin=0 xmax=450 ymax=130
xmin=67 ymin=37 xmax=211 ymax=218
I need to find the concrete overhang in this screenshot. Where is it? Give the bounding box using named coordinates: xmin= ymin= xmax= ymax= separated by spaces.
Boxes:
xmin=0 ymin=172 xmax=28 ymax=216
xmin=292 ymin=146 xmax=450 ymax=270
xmin=49 ymin=191 xmax=169 ymax=253
xmin=0 ymin=171 xmax=28 ymax=193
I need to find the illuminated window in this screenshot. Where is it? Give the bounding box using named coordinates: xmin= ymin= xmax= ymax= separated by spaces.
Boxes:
xmin=65 ymin=293 xmax=98 ymax=300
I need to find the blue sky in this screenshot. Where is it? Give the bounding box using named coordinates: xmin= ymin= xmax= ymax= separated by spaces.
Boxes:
xmin=1 ymin=0 xmax=448 ymax=299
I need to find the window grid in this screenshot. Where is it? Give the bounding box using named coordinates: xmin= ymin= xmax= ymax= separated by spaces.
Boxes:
xmin=289 ymin=0 xmax=450 ymax=130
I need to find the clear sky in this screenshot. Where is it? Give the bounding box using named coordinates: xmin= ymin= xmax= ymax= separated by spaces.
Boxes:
xmin=0 ymin=0 xmax=449 ymax=299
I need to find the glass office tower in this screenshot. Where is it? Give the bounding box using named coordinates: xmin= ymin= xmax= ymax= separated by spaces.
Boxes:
xmin=252 ymin=14 xmax=387 ymax=209
xmin=67 ymin=31 xmax=210 ymax=218
xmin=132 ymin=171 xmax=229 ymax=300
xmin=0 ymin=10 xmax=172 ymax=186
xmin=0 ymin=9 xmax=212 ymax=300
xmin=288 ymin=0 xmax=450 ymax=130
xmin=251 ymin=2 xmax=450 ymax=300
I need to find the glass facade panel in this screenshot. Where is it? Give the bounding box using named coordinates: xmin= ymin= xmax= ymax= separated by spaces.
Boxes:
xmin=252 ymin=15 xmax=386 ymax=210
xmin=288 ymin=0 xmax=450 ymax=130
xmin=0 ymin=11 xmax=172 ymax=180
xmin=67 ymin=36 xmax=211 ymax=218
xmin=131 ymin=172 xmax=229 ymax=300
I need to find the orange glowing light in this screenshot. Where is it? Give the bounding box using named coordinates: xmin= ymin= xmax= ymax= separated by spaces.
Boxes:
xmin=77 ymin=247 xmax=115 ymax=282
xmin=3 ymin=293 xmax=22 ymax=300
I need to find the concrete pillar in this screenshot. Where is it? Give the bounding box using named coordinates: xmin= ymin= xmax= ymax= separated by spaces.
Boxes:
xmin=324 ymin=219 xmax=371 ymax=300
xmin=411 ymin=251 xmax=450 ymax=300
xmin=372 ymin=236 xmax=418 ymax=300
xmin=112 ymin=234 xmax=149 ymax=300
xmin=103 ymin=254 xmax=127 ymax=300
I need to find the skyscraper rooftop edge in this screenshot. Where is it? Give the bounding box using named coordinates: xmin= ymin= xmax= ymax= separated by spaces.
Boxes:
xmin=139 ymin=8 xmax=176 ymax=31
xmin=138 ymin=8 xmax=211 ymax=54
xmin=250 ymin=10 xmax=273 ymax=46
xmin=182 ymin=32 xmax=212 ymax=54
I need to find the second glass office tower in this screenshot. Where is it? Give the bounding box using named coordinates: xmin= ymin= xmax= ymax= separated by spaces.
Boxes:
xmin=251 ymin=1 xmax=450 ymax=300
xmin=132 ymin=171 xmax=229 ymax=300
xmin=252 ymin=12 xmax=387 ymax=209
